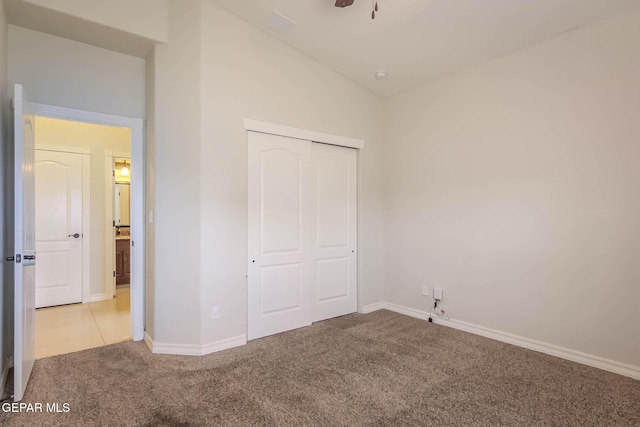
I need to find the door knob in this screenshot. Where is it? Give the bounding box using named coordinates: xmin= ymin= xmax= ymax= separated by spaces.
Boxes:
xmin=68 ymin=233 xmax=80 ymax=238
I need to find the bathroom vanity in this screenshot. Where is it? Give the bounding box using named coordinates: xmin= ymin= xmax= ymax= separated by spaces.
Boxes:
xmin=115 ymin=236 xmax=130 ymax=285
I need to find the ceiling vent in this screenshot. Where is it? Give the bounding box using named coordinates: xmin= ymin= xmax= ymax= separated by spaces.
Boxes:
xmin=263 ymin=10 xmax=296 ymax=34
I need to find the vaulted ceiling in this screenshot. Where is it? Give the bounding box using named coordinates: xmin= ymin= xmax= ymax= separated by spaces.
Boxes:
xmin=211 ymin=0 xmax=640 ymax=96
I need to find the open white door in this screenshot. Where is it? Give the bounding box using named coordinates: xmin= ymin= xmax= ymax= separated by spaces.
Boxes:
xmin=35 ymin=149 xmax=83 ymax=308
xmin=13 ymin=84 xmax=36 ymax=401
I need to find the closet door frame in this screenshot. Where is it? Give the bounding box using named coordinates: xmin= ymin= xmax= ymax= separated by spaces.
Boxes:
xmin=244 ymin=120 xmax=365 ymax=151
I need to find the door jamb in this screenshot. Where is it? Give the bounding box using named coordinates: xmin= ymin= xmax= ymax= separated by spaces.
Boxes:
xmin=105 ymin=150 xmax=130 ymax=298
xmin=32 ymin=103 xmax=145 ymax=342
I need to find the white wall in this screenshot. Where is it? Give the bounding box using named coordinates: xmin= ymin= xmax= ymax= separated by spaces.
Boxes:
xmin=17 ymin=0 xmax=169 ymax=43
xmin=150 ymin=0 xmax=202 ymax=346
xmin=34 ymin=117 xmax=130 ymax=299
xmin=384 ymin=11 xmax=640 ymax=368
xmin=198 ymin=2 xmax=385 ymax=345
xmin=8 ymin=25 xmax=145 ymax=118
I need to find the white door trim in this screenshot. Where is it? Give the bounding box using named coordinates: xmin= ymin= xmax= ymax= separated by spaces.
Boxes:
xmin=82 ymin=155 xmax=90 ymax=303
xmin=104 ymin=151 xmax=116 ymax=298
xmin=111 ymin=150 xmax=130 ymax=158
xmin=244 ymin=119 xmax=365 ymax=149
xmin=35 ymin=145 xmax=91 ymax=304
xmin=32 ymin=102 xmax=145 ymax=342
xmin=35 ymin=145 xmax=90 ymax=154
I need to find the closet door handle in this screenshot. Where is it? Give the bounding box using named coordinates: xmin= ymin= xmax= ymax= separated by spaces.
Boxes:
xmin=68 ymin=233 xmax=81 ymax=238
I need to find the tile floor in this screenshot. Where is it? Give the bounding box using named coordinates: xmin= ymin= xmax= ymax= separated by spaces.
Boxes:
xmin=35 ymin=286 xmax=131 ymax=359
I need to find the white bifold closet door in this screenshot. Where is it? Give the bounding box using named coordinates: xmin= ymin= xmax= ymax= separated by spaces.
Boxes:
xmin=248 ymin=131 xmax=357 ymax=340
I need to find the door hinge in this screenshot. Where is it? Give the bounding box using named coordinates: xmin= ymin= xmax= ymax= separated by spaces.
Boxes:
xmin=131 ymin=240 xmax=134 ymax=247
xmin=113 ymin=270 xmax=116 ymax=277
xmin=113 ymin=220 xmax=116 ymax=227
xmin=10 ymin=97 xmax=14 ymax=111
xmin=113 ymin=170 xmax=115 ymax=177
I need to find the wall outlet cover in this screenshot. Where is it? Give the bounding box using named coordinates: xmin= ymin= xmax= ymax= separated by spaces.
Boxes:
xmin=434 ymin=288 xmax=443 ymax=300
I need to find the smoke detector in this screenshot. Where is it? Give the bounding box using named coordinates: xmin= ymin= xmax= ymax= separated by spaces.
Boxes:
xmin=375 ymin=71 xmax=388 ymax=80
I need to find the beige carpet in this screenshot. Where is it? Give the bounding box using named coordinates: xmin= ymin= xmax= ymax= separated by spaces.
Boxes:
xmin=1 ymin=310 xmax=638 ymax=426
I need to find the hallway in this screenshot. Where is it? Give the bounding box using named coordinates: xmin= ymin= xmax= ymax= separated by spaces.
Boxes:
xmin=35 ymin=287 xmax=131 ymax=359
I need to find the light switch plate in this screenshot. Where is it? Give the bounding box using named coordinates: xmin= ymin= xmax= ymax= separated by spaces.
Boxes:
xmin=434 ymin=289 xmax=443 ymax=300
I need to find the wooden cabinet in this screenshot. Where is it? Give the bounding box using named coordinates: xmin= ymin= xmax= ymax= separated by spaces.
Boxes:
xmin=115 ymin=239 xmax=130 ymax=285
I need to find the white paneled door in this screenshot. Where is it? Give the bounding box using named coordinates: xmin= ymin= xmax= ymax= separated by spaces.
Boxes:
xmin=248 ymin=131 xmax=358 ymax=340
xmin=248 ymin=132 xmax=313 ymax=340
xmin=13 ymin=84 xmax=36 ymax=402
xmin=35 ymin=149 xmax=83 ymax=308
xmin=311 ymin=143 xmax=357 ymax=322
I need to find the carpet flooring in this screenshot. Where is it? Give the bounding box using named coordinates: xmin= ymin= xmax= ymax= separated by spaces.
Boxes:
xmin=1 ymin=310 xmax=639 ymax=426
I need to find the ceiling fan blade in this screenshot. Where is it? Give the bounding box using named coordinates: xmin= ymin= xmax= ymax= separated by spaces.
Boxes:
xmin=335 ymin=0 xmax=355 ymax=7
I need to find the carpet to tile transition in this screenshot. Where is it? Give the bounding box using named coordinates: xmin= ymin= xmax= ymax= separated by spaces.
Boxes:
xmin=1 ymin=310 xmax=638 ymax=426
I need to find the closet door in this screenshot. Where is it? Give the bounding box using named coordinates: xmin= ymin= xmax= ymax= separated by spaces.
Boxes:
xmin=247 ymin=132 xmax=312 ymax=340
xmin=311 ymin=143 xmax=357 ymax=322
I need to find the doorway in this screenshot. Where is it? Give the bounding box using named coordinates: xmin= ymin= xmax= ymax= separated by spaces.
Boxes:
xmin=30 ymin=103 xmax=145 ymax=347
xmin=114 ymin=157 xmax=132 ymax=289
xmin=33 ymin=117 xmax=134 ymax=358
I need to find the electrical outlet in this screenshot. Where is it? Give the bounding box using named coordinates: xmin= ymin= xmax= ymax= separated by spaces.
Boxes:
xmin=211 ymin=306 xmax=220 ymax=320
xmin=422 ymin=285 xmax=429 ymax=296
xmin=434 ymin=288 xmax=443 ymax=300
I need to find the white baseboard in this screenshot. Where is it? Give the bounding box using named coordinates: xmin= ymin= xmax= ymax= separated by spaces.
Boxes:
xmin=374 ymin=302 xmax=640 ymax=381
xmin=360 ymin=302 xmax=385 ymax=314
xmin=201 ymin=335 xmax=248 ymax=355
xmin=88 ymin=293 xmax=112 ymax=303
xmin=144 ymin=332 xmax=247 ymax=356
xmin=383 ymin=303 xmax=430 ymax=320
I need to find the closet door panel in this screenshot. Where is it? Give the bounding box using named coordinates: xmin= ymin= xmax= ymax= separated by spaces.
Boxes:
xmin=312 ymin=143 xmax=358 ymax=322
xmin=260 ymin=149 xmax=302 ymax=254
xmin=316 ymin=257 xmax=349 ymax=302
xmin=248 ymin=132 xmax=312 ymax=340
